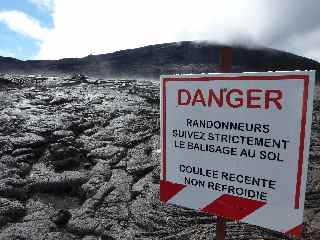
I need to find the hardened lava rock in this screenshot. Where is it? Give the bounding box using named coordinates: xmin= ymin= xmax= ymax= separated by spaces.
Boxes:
xmin=0 ymin=74 xmax=319 ymax=239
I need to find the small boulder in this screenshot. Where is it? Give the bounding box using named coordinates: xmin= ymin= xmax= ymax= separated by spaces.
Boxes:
xmin=50 ymin=209 xmax=72 ymax=226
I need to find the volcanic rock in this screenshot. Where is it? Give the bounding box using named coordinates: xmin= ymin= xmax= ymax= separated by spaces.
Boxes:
xmin=0 ymin=197 xmax=25 ymax=226
xmin=50 ymin=209 xmax=72 ymax=225
xmin=0 ymin=73 xmax=319 ymax=239
xmin=87 ymin=145 xmax=126 ymax=165
xmin=10 ymin=133 xmax=46 ymax=148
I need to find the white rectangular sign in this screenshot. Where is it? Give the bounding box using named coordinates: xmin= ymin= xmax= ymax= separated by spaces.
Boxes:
xmin=160 ymin=71 xmax=315 ymax=238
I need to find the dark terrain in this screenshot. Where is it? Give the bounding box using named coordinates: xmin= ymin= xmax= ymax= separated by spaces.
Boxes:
xmin=0 ymin=42 xmax=320 ymax=239
xmin=0 ymin=73 xmax=319 ymax=240
xmin=0 ymin=41 xmax=320 ymax=81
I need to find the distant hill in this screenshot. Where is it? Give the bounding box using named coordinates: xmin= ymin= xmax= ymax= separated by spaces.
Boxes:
xmin=0 ymin=41 xmax=319 ymax=81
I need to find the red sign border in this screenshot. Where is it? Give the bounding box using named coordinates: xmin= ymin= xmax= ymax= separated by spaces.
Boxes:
xmin=161 ymin=74 xmax=310 ymax=209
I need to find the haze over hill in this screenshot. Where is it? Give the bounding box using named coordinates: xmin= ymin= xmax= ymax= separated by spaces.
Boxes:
xmin=0 ymin=41 xmax=319 ymax=81
xmin=0 ymin=40 xmax=320 ymax=239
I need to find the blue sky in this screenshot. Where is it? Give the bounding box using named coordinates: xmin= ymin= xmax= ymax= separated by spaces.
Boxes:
xmin=0 ymin=0 xmax=320 ymax=62
xmin=0 ymin=0 xmax=53 ymax=60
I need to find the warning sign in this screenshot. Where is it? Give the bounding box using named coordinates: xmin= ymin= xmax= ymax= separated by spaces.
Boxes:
xmin=160 ymin=71 xmax=315 ymax=238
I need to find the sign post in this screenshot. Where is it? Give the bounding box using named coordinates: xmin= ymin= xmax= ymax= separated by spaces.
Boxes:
xmin=216 ymin=216 xmax=225 ymax=240
xmin=216 ymin=46 xmax=233 ymax=240
xmin=160 ymin=69 xmax=315 ymax=239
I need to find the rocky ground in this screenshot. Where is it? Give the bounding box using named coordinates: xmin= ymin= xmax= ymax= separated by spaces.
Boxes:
xmin=0 ymin=74 xmax=319 ymax=240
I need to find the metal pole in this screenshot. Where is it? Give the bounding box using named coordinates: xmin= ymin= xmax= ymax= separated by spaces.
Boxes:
xmin=215 ymin=46 xmax=232 ymax=240
xmin=216 ymin=216 xmax=226 ymax=240
xmin=219 ymin=47 xmax=232 ymax=72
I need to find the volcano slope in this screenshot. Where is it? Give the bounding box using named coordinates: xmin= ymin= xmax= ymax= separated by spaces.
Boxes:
xmin=0 ymin=74 xmax=319 ymax=240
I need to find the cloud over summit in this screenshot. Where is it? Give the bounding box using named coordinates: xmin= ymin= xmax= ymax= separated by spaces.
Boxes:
xmin=0 ymin=0 xmax=320 ymax=61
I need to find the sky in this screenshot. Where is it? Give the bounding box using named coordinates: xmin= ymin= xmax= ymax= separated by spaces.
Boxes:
xmin=0 ymin=0 xmax=320 ymax=61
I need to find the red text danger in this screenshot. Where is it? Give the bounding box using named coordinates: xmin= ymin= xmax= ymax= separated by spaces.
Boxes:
xmin=177 ymin=88 xmax=283 ymax=110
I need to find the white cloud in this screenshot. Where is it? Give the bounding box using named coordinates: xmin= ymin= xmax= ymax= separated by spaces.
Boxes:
xmin=272 ymin=28 xmax=320 ymax=62
xmin=1 ymin=0 xmax=320 ymax=62
xmin=36 ymin=0 xmax=320 ymax=61
xmin=28 ymin=0 xmax=54 ymax=12
xmin=0 ymin=10 xmax=50 ymax=40
xmin=36 ymin=0 xmax=269 ymax=60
